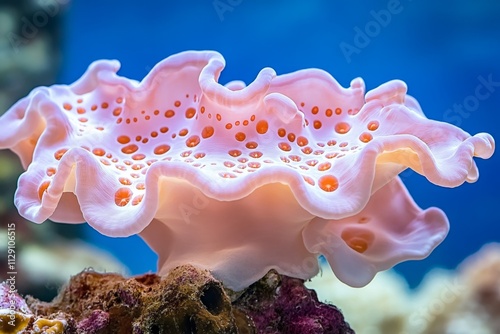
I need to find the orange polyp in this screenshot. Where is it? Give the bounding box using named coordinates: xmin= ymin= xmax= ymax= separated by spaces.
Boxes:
xmin=327 ymin=140 xmax=337 ymax=146
xmin=63 ymin=103 xmax=72 ymax=111
xmin=131 ymin=163 xmax=144 ymax=170
xmin=303 ymin=176 xmax=315 ymax=186
xmin=165 ymin=110 xmax=175 ymax=118
xmin=96 ymin=126 xmax=105 ymax=131
xmin=100 ymin=158 xmax=111 ymax=166
xmin=335 ymin=107 xmax=342 ymax=115
xmin=117 ymin=135 xmax=131 ymax=144
xmin=200 ymin=106 xmax=205 ymax=113
xmin=78 ymin=117 xmax=88 ymax=123
xmin=133 ymin=117 xmax=138 ymax=123
xmin=186 ymin=135 xmax=201 ymax=147
xmin=313 ymin=150 xmax=324 ymax=155
xmin=145 ymin=115 xmax=151 ymax=120
xmin=194 ymin=152 xmax=206 ymax=159
xmin=77 ymin=107 xmax=86 ymax=114
xmin=235 ymin=121 xmax=240 ymax=126
xmin=306 ymin=159 xmax=318 ymax=167
xmin=185 ymin=107 xmax=196 ymax=119
xmin=111 ymin=158 xmax=118 ymax=163
xmin=202 ymin=126 xmax=215 ymax=139
xmin=245 ymin=141 xmax=258 ymax=149
xmin=154 ymin=144 xmax=171 ymax=155
xmin=142 ymin=138 xmax=149 ymax=144
xmin=248 ymin=162 xmax=261 ymax=168
xmin=287 ymin=133 xmax=296 ymax=142
xmin=154 ymin=110 xmax=160 ymax=115
xmin=91 ymin=105 xmax=98 ymax=111
xmin=131 ymin=173 xmax=141 ymax=178
xmin=228 ymin=149 xmax=242 ymax=157
xmin=289 ymin=155 xmax=301 ymax=162
xmin=92 ymin=148 xmax=106 ymax=156
xmin=339 ymin=142 xmax=348 ymax=148
xmin=174 ymin=100 xmax=181 ymax=107
xmin=101 ymin=102 xmax=109 ymax=109
xmin=136 ymin=183 xmax=146 ymax=190
xmin=367 ymin=120 xmax=379 ymax=131
xmin=116 ymin=97 xmax=123 ymax=103
xmin=296 ymin=136 xmax=308 ymax=147
xmin=277 ymin=128 xmax=286 ymax=137
xmin=216 ymin=114 xmax=222 ymax=121
xmin=280 ymin=156 xmax=290 ymax=163
xmin=77 ymin=98 xmax=83 ymax=103
xmin=235 ymin=132 xmax=246 ymax=142
xmin=359 ymin=132 xmax=373 ymax=143
xmin=225 ymin=123 xmax=233 ymax=130
xmin=311 ymin=106 xmax=319 ymax=115
xmin=113 ymin=107 xmax=122 ymax=116
xmin=117 ymin=118 xmax=123 ymax=124
xmin=243 ymin=120 xmax=249 ymax=126
xmin=151 ymin=131 xmax=158 ymax=138
xmin=219 ymin=172 xmax=236 ymax=179
xmin=160 ymin=127 xmax=169 ymax=133
xmin=325 ymin=152 xmax=338 ymax=159
xmin=224 ymin=161 xmax=235 ymax=167
xmin=301 ymin=147 xmax=312 ymax=154
xmin=325 ymin=109 xmax=333 ymax=117
xmin=119 ymin=177 xmax=132 ymax=185
xmin=318 ymin=175 xmax=339 ymax=192
xmin=114 ymin=187 xmax=132 ymax=207
xmin=335 ymin=122 xmax=351 ymax=134
xmin=132 ymin=195 xmax=144 ymax=206
xmin=46 ymin=167 xmax=56 ymax=176
xmin=126 ymin=119 xmax=131 ymax=124
xmin=278 ymin=142 xmax=291 ymax=151
xmin=121 ymin=144 xmax=139 ymax=154
xmin=237 ymin=157 xmax=248 ymax=163
xmin=249 ymin=151 xmax=263 ymax=158
xmin=318 ymin=162 xmax=331 ymax=171
xmin=341 ymin=229 xmax=374 ymax=253
xmin=146 ymin=159 xmax=157 ymax=166
xmin=313 ymin=120 xmax=322 ymax=130
xmin=124 ymin=160 xmax=132 ymax=166
xmin=38 ymin=181 xmax=50 ymax=200
xmin=358 ymin=217 xmax=370 ymax=224
xmin=179 ymin=129 xmax=189 ymax=137
xmin=54 ymin=148 xmax=68 ymax=160
xmin=256 ymin=120 xmax=268 ymax=134
xmin=132 ymin=153 xmax=146 ymax=160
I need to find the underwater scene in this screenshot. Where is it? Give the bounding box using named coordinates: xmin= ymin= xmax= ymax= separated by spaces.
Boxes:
xmin=0 ymin=0 xmax=499 ymax=333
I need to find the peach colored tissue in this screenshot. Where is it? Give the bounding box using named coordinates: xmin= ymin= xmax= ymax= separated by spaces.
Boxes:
xmin=0 ymin=51 xmax=494 ymax=290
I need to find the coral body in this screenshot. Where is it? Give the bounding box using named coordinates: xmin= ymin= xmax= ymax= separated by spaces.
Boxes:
xmin=0 ymin=51 xmax=494 ymax=290
xmin=22 ymin=265 xmax=353 ymax=333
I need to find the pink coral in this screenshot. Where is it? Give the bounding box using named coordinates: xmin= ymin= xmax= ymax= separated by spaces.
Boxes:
xmin=0 ymin=51 xmax=494 ymax=290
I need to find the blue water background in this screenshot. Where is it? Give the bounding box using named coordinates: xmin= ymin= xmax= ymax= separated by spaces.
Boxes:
xmin=58 ymin=0 xmax=500 ymax=288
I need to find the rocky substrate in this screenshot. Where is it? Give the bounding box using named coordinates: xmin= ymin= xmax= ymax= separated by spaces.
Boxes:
xmin=1 ymin=265 xmax=354 ymax=334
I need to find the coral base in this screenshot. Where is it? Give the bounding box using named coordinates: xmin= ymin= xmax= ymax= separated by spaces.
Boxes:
xmin=20 ymin=265 xmax=353 ymax=334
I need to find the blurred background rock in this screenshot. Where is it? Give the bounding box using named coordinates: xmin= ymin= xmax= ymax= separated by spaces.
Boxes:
xmin=0 ymin=0 xmax=127 ymax=302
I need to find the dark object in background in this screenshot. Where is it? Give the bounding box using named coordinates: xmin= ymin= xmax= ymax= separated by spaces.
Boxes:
xmin=23 ymin=265 xmax=354 ymax=334
xmin=0 ymin=0 xmax=67 ymax=114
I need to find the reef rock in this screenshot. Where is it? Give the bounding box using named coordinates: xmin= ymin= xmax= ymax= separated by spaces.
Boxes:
xmin=14 ymin=264 xmax=354 ymax=333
